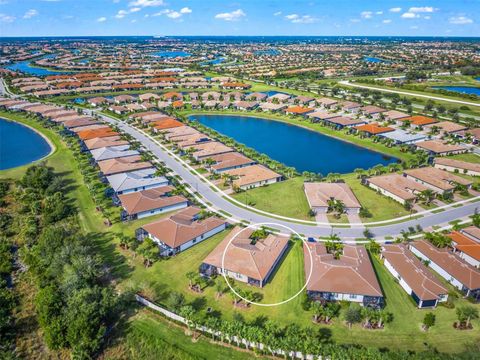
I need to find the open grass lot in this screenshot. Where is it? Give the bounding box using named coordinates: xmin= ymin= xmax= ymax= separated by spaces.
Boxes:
xmin=231 ymin=177 xmax=313 ymax=221
xmin=122 ymin=310 xmax=267 ymax=360
xmin=229 ymin=175 xmax=410 ymax=223
xmin=3 ymin=111 xmax=480 ymax=356
xmin=450 ymin=153 xmax=480 ymax=164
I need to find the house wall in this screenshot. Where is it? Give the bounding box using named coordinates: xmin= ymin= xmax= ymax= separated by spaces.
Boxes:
xmin=152 ymin=223 xmax=227 ymax=256
xmin=409 ymin=245 xmax=465 ymax=291
xmin=456 ymin=251 xmax=480 ymax=268
xmin=383 ymin=258 xmax=414 ymax=296
xmin=216 ymin=267 xmax=249 ymax=283
xmin=117 ymin=180 xmax=169 ymax=195
xmin=404 ymin=174 xmax=447 ymax=195
xmin=368 ymin=181 xmax=409 ymax=205
xmin=239 ymin=177 xmax=280 ymax=190
xmin=212 ymin=161 xmax=256 ymax=174
xmin=434 ymin=163 xmax=480 ymax=177
xmin=135 ymin=201 xmax=188 ymax=219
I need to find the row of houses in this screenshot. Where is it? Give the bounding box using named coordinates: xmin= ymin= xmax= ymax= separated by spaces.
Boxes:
xmin=198 ymin=224 xmax=480 ymax=307
xmin=128 ymin=111 xmax=283 ymax=190
xmin=366 ymin=166 xmax=473 ymax=206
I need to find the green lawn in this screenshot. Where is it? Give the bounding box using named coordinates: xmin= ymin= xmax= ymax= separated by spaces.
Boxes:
xmin=123 ymin=310 xmax=266 ymax=360
xmin=231 ymin=177 xmax=313 ymax=220
xmin=449 ymin=153 xmax=480 ymax=164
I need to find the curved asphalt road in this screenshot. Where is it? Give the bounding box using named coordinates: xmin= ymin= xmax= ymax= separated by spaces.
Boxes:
xmin=90 ymin=110 xmax=480 ymax=240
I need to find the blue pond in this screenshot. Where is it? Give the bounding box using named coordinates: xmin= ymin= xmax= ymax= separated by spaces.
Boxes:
xmin=0 ymin=118 xmax=52 ymax=170
xmin=190 ymin=115 xmax=397 ymax=174
xmin=364 ymin=56 xmax=389 ymax=63
xmin=5 ymin=54 xmax=67 ymax=76
xmin=254 ymin=49 xmax=281 ymax=56
xmin=432 ymin=86 xmax=480 ymax=96
xmin=152 ymin=51 xmax=191 ymax=58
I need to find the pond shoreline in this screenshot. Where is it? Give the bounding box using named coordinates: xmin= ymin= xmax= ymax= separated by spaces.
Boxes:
xmin=0 ymin=117 xmax=55 ymax=171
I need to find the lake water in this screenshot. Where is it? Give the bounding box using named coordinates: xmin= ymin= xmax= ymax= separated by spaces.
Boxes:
xmin=364 ymin=57 xmax=390 ymax=63
xmin=432 ymin=86 xmax=480 ymax=96
xmin=0 ymin=119 xmax=52 ymax=170
xmin=190 ymin=114 xmax=397 ymax=174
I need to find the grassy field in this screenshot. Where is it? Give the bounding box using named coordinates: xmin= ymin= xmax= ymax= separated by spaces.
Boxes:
xmin=3 ymin=111 xmax=480 ymax=356
xmin=231 ymin=177 xmax=313 ymax=220
xmin=228 ymin=175 xmax=410 ymax=223
xmin=449 ymin=153 xmax=480 ymax=164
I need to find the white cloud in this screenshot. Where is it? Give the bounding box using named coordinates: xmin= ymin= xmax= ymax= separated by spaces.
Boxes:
xmin=131 ymin=19 xmax=137 ymax=23
xmin=408 ymin=7 xmax=436 ymax=13
xmin=115 ymin=10 xmax=128 ymax=19
xmin=389 ymin=7 xmax=402 ymax=13
xmin=449 ymin=16 xmax=473 ymax=25
xmin=285 ymin=14 xmax=299 ymax=20
xmin=129 ymin=0 xmax=164 ymax=7
xmin=361 ymin=11 xmax=373 ymax=19
xmin=376 ymin=11 xmax=383 ymax=15
xmin=410 ymin=25 xmax=419 ymax=29
xmin=97 ymin=16 xmax=107 ymax=22
xmin=401 ymin=12 xmax=419 ymax=19
xmin=350 ymin=18 xmax=360 ymax=23
xmin=383 ymin=19 xmax=392 ymax=24
xmin=289 ymin=14 xmax=317 ymax=24
xmin=166 ymin=11 xmax=181 ymax=19
xmin=273 ymin=11 xmax=282 ymax=16
xmin=180 ymin=7 xmax=192 ymax=14
xmin=23 ymin=9 xmax=38 ymax=19
xmin=130 ymin=7 xmax=141 ymax=13
xmin=424 ymin=16 xmax=431 ymax=20
xmin=215 ymin=9 xmax=245 ymax=21
xmin=0 ymin=13 xmax=15 ymax=23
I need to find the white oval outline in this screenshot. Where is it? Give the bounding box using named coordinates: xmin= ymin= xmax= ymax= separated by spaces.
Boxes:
xmin=220 ymin=222 xmax=313 ymax=307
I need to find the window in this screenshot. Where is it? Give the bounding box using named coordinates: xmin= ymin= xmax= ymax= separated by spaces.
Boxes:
xmin=349 ymin=294 xmax=357 ymax=299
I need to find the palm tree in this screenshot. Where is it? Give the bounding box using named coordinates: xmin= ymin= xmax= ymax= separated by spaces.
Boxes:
xmin=186 ymin=271 xmax=196 ymax=289
xmin=419 ymin=189 xmax=436 ymax=205
xmin=456 ymin=306 xmax=479 ymax=328
xmin=311 ymin=301 xmax=324 ymax=323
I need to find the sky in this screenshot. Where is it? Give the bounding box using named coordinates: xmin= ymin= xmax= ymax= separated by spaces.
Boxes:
xmin=0 ymin=0 xmax=478 ymax=37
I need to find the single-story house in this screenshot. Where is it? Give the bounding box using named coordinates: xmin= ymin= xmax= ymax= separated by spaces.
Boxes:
xmin=233 ymin=100 xmax=258 ymax=111
xmin=200 ymin=226 xmax=289 ymax=287
xmin=409 ymin=240 xmax=480 ymax=302
xmin=284 ymin=106 xmax=314 ymax=117
xmin=404 ymin=167 xmax=472 ymax=195
xmin=317 ymin=97 xmax=338 ymax=109
xmin=304 ymin=182 xmax=361 ymax=214
xmin=415 ymin=140 xmax=468 ymax=156
xmin=206 ymin=152 xmax=256 ymax=173
xmin=378 ymin=129 xmax=427 ymax=144
xmin=424 ymin=121 xmax=467 ymax=135
xmin=366 ymin=173 xmax=429 ymax=205
xmin=360 ymin=105 xmax=386 ymax=119
xmin=434 ymin=158 xmax=480 ymax=176
xmin=137 ymin=207 xmax=227 ymax=256
xmin=225 ymin=164 xmax=282 ymax=190
xmin=382 ymin=110 xmax=410 ymax=122
xmin=267 ymin=93 xmax=291 ymax=103
xmin=448 ymin=231 xmax=480 ymax=268
xmin=398 ymin=115 xmax=437 ymax=127
xmin=304 ymin=242 xmax=384 ymax=308
xmin=340 ymin=101 xmax=362 ymax=113
xmin=118 ymin=186 xmax=188 ymax=220
xmin=306 ymin=111 xmax=341 ymax=123
xmin=323 ymin=116 xmax=366 ymax=129
xmin=83 ymin=136 xmax=129 ymax=151
xmin=245 ymin=92 xmax=267 ymax=101
xmin=354 ymin=123 xmax=395 ymax=136
xmin=461 ymin=226 xmax=480 ymax=243
xmin=259 ymin=102 xmax=287 ymax=112
xmin=188 ymin=141 xmax=234 ymax=160
xmin=90 ymin=145 xmax=139 ymax=163
xmin=381 ymin=244 xmax=448 ymax=308
xmin=97 ymin=156 xmax=153 ymax=176
xmin=106 ymin=166 xmax=167 ymax=194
